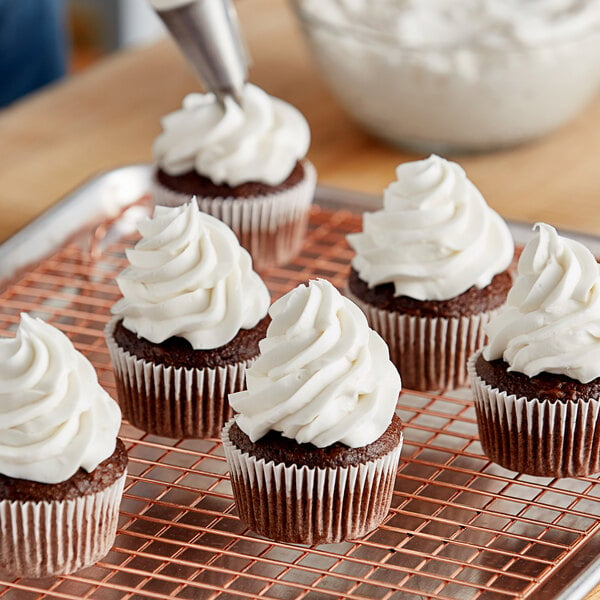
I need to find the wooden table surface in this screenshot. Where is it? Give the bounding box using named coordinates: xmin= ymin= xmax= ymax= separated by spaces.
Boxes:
xmin=0 ymin=0 xmax=599 ymax=597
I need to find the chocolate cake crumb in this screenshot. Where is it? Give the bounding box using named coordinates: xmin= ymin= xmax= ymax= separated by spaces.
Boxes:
xmin=229 ymin=414 xmax=403 ymax=469
xmin=113 ymin=316 xmax=270 ymax=369
xmin=348 ymin=268 xmax=512 ymax=318
xmin=474 ymin=354 xmax=600 ymax=403
xmin=0 ymin=439 xmax=128 ymax=502
xmin=156 ymin=161 xmax=305 ymax=198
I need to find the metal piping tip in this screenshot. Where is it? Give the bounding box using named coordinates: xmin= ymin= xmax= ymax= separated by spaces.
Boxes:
xmin=152 ymin=0 xmax=248 ymax=106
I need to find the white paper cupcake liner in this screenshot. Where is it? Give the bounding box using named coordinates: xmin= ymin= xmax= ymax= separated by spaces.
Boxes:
xmin=105 ymin=318 xmax=255 ymax=439
xmin=347 ymin=288 xmax=495 ymax=392
xmin=0 ymin=472 xmax=126 ymax=579
xmin=468 ymin=351 xmax=600 ymax=478
xmin=222 ymin=418 xmax=403 ymax=545
xmin=152 ymin=160 xmax=317 ymax=270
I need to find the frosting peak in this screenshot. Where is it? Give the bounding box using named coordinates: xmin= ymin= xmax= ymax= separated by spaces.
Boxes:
xmin=112 ymin=202 xmax=270 ymax=349
xmin=0 ymin=314 xmax=121 ymax=484
xmin=229 ymin=279 xmax=401 ymax=448
xmin=347 ymin=155 xmax=514 ymax=301
xmin=484 ymin=223 xmax=600 ymax=383
xmin=153 ymin=83 xmax=310 ymax=186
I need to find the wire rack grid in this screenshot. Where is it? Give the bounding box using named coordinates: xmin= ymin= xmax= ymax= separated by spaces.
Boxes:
xmin=1 ymin=198 xmax=600 ymax=600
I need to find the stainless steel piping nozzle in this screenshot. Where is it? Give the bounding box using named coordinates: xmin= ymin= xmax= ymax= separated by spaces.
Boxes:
xmin=152 ymin=0 xmax=248 ymax=105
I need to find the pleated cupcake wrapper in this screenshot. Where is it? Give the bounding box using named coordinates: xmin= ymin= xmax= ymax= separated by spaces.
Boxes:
xmin=346 ymin=288 xmax=495 ymax=392
xmin=468 ymin=352 xmax=600 ymax=478
xmin=0 ymin=472 xmax=126 ymax=579
xmin=222 ymin=418 xmax=403 ymax=545
xmin=105 ymin=318 xmax=254 ymax=439
xmin=152 ymin=160 xmax=317 ymax=270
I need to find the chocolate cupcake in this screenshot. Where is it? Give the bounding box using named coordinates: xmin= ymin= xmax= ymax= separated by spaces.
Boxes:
xmin=346 ymin=154 xmax=514 ymax=391
xmin=223 ymin=279 xmax=403 ymax=544
xmin=469 ymin=223 xmax=600 ymax=478
xmin=152 ymin=84 xmax=317 ymax=270
xmin=0 ymin=315 xmax=126 ymax=579
xmin=105 ymin=202 xmax=270 ymax=439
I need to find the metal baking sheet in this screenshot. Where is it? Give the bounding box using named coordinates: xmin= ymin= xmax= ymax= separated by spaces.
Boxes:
xmin=0 ymin=164 xmax=599 ymax=600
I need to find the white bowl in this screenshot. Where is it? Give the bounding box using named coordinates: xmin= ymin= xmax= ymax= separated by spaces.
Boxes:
xmin=292 ymin=0 xmax=600 ymax=153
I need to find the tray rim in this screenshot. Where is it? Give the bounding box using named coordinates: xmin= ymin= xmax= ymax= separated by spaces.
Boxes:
xmin=0 ymin=162 xmax=599 ymax=600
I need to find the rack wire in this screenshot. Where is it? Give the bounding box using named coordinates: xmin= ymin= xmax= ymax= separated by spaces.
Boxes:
xmin=1 ymin=198 xmax=599 ymax=600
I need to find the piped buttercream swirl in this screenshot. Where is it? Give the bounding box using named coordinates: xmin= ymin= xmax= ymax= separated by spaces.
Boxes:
xmin=153 ymin=83 xmax=310 ymax=186
xmin=229 ymin=279 xmax=401 ymax=448
xmin=347 ymin=154 xmax=514 ymax=301
xmin=483 ymin=223 xmax=600 ymax=383
xmin=0 ymin=314 xmax=121 ymax=484
xmin=112 ymin=202 xmax=270 ymax=349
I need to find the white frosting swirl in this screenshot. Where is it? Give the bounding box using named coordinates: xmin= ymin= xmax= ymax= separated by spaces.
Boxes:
xmin=153 ymin=83 xmax=310 ymax=186
xmin=347 ymin=155 xmax=514 ymax=301
xmin=484 ymin=223 xmax=600 ymax=383
xmin=112 ymin=202 xmax=270 ymax=349
xmin=0 ymin=314 xmax=121 ymax=484
xmin=229 ymin=279 xmax=401 ymax=448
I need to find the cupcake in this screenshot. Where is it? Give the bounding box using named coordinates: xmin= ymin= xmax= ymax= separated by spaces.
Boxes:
xmin=0 ymin=314 xmax=126 ymax=579
xmin=469 ymin=223 xmax=600 ymax=478
xmin=152 ymin=84 xmax=317 ymax=270
xmin=346 ymin=154 xmax=514 ymax=391
xmin=222 ymin=279 xmax=403 ymax=545
xmin=105 ymin=201 xmax=271 ymax=439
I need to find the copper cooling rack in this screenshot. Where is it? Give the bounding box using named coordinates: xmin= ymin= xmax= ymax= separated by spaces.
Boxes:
xmin=1 ymin=167 xmax=600 ymax=600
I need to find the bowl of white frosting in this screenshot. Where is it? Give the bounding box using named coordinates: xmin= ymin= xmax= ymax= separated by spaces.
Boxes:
xmin=292 ymin=0 xmax=600 ymax=152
